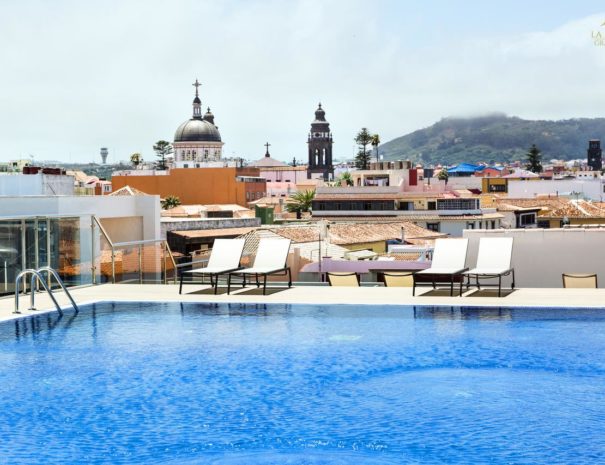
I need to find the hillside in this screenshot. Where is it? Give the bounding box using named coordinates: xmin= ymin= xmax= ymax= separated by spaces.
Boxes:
xmin=378 ymin=113 xmax=605 ymax=166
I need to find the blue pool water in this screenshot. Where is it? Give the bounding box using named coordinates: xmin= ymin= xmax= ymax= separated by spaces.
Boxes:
xmin=0 ymin=303 xmax=604 ymax=464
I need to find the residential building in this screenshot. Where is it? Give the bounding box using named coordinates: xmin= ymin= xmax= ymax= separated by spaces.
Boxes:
xmin=311 ymin=186 xmax=502 ymax=236
xmin=351 ymin=161 xmax=419 ymax=188
xmin=111 ymin=167 xmax=266 ymax=207
xmin=250 ymin=143 xmax=309 ymax=198
xmin=0 ymin=159 xmax=32 ymax=173
xmin=495 ymin=197 xmax=605 ymax=228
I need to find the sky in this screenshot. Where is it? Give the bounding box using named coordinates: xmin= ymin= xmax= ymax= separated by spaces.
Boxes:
xmin=1 ymin=0 xmax=605 ymax=164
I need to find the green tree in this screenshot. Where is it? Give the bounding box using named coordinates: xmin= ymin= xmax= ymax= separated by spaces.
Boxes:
xmin=438 ymin=168 xmax=449 ymax=185
xmin=130 ymin=152 xmax=143 ymax=168
xmin=286 ymin=190 xmax=315 ymax=218
xmin=525 ymin=144 xmax=543 ymax=173
xmin=354 ymin=128 xmax=372 ymax=170
xmin=339 ymin=171 xmax=354 ymax=186
xmin=370 ymin=133 xmax=381 ymax=159
xmin=161 ymin=195 xmax=181 ymax=210
xmin=153 ymin=140 xmax=173 ymax=170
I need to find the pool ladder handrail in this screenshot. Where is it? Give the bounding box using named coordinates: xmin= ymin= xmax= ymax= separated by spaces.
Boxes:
xmin=14 ymin=267 xmax=79 ymax=316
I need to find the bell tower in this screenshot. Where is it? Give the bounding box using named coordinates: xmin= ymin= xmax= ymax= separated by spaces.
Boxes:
xmin=307 ymin=103 xmax=334 ymax=180
xmin=588 ymin=139 xmax=602 ymax=171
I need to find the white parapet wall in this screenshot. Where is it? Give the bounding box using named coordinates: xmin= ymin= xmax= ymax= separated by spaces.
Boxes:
xmin=463 ymin=228 xmax=605 ymax=288
xmin=0 ymin=173 xmax=75 ymax=196
xmin=508 ymin=179 xmax=605 ymax=200
xmin=0 ymin=195 xmax=161 ymax=241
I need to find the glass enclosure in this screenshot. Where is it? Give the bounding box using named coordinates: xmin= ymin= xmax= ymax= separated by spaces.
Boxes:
xmin=0 ymin=215 xmax=92 ymax=295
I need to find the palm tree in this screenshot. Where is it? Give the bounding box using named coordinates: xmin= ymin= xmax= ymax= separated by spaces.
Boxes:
xmin=339 ymin=171 xmax=354 ymax=186
xmin=286 ymin=190 xmax=315 ymax=219
xmin=153 ymin=140 xmax=173 ymax=170
xmin=130 ymin=152 xmax=143 ymax=168
xmin=370 ymin=133 xmax=381 ymax=160
xmin=161 ymin=195 xmax=181 ymax=210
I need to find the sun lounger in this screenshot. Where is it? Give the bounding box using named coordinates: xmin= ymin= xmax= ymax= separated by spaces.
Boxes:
xmin=382 ymin=271 xmax=414 ymax=287
xmin=179 ymin=238 xmax=245 ymax=294
xmin=464 ymin=237 xmax=515 ymax=297
xmin=562 ymin=273 xmax=597 ymax=288
xmin=227 ymin=238 xmax=292 ymax=295
xmin=327 ymin=272 xmax=360 ymax=287
xmin=413 ymin=238 xmax=469 ymax=296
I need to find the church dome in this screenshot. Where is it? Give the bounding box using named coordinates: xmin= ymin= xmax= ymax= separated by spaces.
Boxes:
xmin=174 ymin=118 xmax=222 ymax=142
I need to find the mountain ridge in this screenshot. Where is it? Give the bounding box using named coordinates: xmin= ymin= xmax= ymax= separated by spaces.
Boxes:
xmin=378 ymin=113 xmax=605 ymax=166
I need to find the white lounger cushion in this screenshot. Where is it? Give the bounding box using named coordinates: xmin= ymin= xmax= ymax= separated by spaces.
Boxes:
xmin=416 ymin=238 xmax=469 ymax=275
xmin=238 ymin=238 xmax=291 ymax=274
xmin=182 ymin=238 xmax=245 ymax=274
xmin=466 ymin=237 xmax=513 ymax=274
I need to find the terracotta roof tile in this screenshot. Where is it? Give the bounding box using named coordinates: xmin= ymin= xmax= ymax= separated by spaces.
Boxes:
xmin=267 ymin=221 xmax=444 ymax=246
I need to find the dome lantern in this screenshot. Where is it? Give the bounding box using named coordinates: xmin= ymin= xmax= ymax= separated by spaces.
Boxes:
xmin=192 ymin=79 xmax=202 ymax=119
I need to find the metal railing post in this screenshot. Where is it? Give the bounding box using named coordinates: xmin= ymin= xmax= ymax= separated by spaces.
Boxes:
xmin=21 ymin=219 xmax=26 ymax=293
xmin=139 ymin=244 xmax=143 ymax=284
xmin=91 ymin=216 xmax=96 ymax=285
xmin=111 ymin=249 xmax=116 ymax=284
xmin=92 ymin=216 xmax=115 ymax=285
xmin=163 ymin=242 xmax=167 ymax=285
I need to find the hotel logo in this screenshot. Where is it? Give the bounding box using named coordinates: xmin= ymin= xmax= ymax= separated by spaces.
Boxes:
xmin=592 ymin=21 xmax=605 ymax=46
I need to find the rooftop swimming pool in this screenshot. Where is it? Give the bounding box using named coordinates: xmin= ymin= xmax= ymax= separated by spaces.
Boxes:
xmin=0 ymin=302 xmax=604 ymax=464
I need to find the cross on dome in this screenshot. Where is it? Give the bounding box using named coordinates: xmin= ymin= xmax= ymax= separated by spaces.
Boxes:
xmin=192 ymin=79 xmax=201 ymax=97
xmin=264 ymin=142 xmax=271 ymax=157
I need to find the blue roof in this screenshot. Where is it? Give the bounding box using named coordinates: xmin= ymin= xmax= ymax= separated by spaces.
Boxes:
xmin=447 ymin=163 xmax=484 ymax=174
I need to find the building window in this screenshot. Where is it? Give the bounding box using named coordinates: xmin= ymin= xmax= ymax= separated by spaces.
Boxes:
xmin=427 ymin=201 xmax=436 ymax=210
xmin=246 ymin=192 xmax=250 ymax=200
xmin=537 ymin=220 xmax=550 ymax=228
xmin=519 ymin=213 xmax=536 ymax=227
xmin=489 ymin=184 xmax=506 ymax=193
xmin=438 ymin=199 xmax=479 ymax=210
xmin=466 ymin=222 xmax=475 ymax=229
xmin=183 ymin=164 xmax=189 ymax=168
xmin=491 ymin=220 xmax=496 ymax=229
xmin=426 ymin=222 xmax=440 ymax=232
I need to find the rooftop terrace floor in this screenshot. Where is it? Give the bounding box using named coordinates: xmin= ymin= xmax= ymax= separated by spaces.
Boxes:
xmin=1 ymin=283 xmax=604 ymax=322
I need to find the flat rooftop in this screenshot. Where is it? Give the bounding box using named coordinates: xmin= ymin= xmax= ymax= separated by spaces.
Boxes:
xmin=1 ymin=284 xmax=604 ymax=323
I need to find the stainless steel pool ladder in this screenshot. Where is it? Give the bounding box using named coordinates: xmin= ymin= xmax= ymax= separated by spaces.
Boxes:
xmin=14 ymin=267 xmax=79 ymax=316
